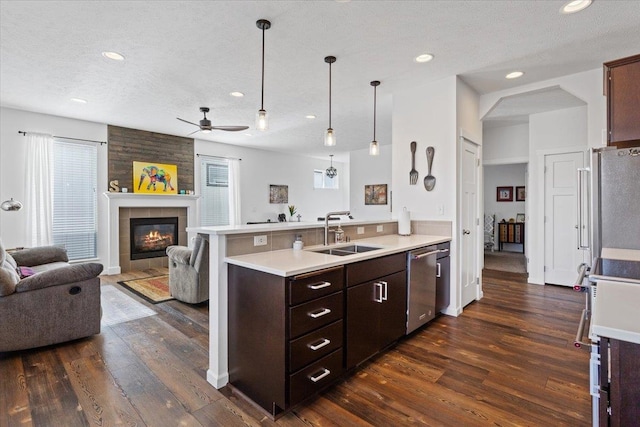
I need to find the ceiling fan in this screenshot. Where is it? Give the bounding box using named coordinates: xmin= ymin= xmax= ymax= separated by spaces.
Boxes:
xmin=177 ymin=107 xmax=249 ymax=135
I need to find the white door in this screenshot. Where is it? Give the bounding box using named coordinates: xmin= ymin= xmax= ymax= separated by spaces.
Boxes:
xmin=544 ymin=152 xmax=584 ymax=286
xmin=461 ymin=139 xmax=479 ymax=307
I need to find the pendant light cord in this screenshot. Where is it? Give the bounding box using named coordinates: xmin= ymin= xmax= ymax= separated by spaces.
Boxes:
xmin=261 ymin=25 xmax=265 ymax=110
xmin=373 ymin=84 xmax=377 ymax=141
xmin=328 ymin=61 xmax=332 ymax=128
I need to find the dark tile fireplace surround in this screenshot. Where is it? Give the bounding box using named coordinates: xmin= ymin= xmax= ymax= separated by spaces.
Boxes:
xmin=119 ymin=207 xmax=187 ymax=272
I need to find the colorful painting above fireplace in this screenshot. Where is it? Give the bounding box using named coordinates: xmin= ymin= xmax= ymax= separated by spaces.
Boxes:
xmin=133 ymin=161 xmax=178 ymax=194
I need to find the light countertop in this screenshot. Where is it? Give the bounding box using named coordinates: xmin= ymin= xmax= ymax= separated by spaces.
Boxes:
xmin=225 ymin=234 xmax=450 ymax=277
xmin=591 ymin=280 xmax=640 ymax=344
xmin=189 ymin=218 xmax=396 ymax=236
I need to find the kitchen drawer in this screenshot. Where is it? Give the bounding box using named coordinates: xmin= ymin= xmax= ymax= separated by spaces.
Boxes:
xmin=289 ymin=266 xmax=344 ymax=306
xmin=289 ymin=320 xmax=343 ymax=372
xmin=346 ymin=252 xmax=405 ymax=287
xmin=289 ymin=292 xmax=343 ymax=339
xmin=289 ymin=349 xmax=344 ymax=407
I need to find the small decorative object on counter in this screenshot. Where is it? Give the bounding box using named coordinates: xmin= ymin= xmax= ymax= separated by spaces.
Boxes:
xmin=288 ymin=205 xmax=297 ymax=221
xmin=293 ymin=235 xmax=304 ymax=250
xmin=335 ymin=224 xmax=345 ymax=243
xmin=296 ymin=213 xmax=301 ymax=222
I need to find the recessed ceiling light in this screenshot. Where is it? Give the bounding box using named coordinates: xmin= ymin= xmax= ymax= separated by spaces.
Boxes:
xmin=560 ymin=0 xmax=592 ymax=14
xmin=415 ymin=53 xmax=434 ymax=63
xmin=306 ymin=114 xmax=316 ymax=119
xmin=505 ymin=71 xmax=524 ymax=79
xmin=230 ymin=91 xmax=244 ymax=97
xmin=70 ymin=98 xmax=87 ymax=104
xmin=102 ymin=51 xmax=125 ymax=61
xmin=244 ymin=133 xmax=252 ymax=137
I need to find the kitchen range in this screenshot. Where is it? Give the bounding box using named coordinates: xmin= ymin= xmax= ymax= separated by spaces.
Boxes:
xmin=573 ymin=146 xmax=640 ymax=426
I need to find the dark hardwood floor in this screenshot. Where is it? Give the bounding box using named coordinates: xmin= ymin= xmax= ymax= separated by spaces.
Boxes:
xmin=0 ymin=268 xmax=590 ymax=426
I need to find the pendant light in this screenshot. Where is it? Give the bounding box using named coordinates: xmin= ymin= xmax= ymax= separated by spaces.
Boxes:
xmin=326 ymin=154 xmax=337 ymax=178
xmin=369 ymin=80 xmax=380 ymax=156
xmin=324 ymin=56 xmax=337 ymax=146
xmin=256 ymin=19 xmax=271 ymax=131
xmin=0 ymin=198 xmax=23 ymax=211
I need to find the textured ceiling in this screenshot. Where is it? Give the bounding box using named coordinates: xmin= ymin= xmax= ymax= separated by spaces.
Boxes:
xmin=1 ymin=1 xmax=639 ymax=157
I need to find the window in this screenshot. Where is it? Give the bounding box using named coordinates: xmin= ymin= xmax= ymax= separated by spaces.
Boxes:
xmin=201 ymin=158 xmax=230 ymax=226
xmin=313 ymin=169 xmax=339 ymax=189
xmin=52 ymin=140 xmax=97 ymax=260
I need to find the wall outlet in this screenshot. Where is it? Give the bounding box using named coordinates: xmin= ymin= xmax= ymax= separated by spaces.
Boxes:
xmin=376 ymin=225 xmax=383 ymax=232
xmin=357 ymin=227 xmax=365 ymax=235
xmin=254 ymin=235 xmax=267 ymax=246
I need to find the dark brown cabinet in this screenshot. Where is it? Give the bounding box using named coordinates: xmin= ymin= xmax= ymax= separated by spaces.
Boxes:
xmin=598 ymin=337 xmax=640 ymax=426
xmin=435 ymin=241 xmax=450 ymax=313
xmin=498 ymin=222 xmax=525 ymax=253
xmin=345 ymin=253 xmax=407 ymax=369
xmin=604 ymin=54 xmax=640 ymax=148
xmin=228 ymin=264 xmax=345 ymax=418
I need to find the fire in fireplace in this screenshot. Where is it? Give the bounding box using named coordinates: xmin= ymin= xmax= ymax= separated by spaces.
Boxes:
xmin=130 ymin=217 xmax=178 ymax=260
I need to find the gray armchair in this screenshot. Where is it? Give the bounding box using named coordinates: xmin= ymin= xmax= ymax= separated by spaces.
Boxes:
xmin=166 ymin=234 xmax=209 ymax=303
xmin=0 ymin=241 xmax=103 ymax=352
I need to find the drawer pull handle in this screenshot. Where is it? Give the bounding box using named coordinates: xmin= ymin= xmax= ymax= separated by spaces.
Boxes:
xmin=309 ymin=281 xmax=331 ymax=290
xmin=308 ymin=338 xmax=331 ymax=351
xmin=309 ymin=368 xmax=331 ymax=383
xmin=309 ymin=308 xmax=331 ymax=318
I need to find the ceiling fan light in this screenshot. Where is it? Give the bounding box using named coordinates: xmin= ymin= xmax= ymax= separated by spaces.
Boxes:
xmin=324 ymin=128 xmax=336 ymax=147
xmin=256 ymin=109 xmax=269 ymax=131
xmin=369 ymin=141 xmax=379 ymax=156
xmin=201 ymin=129 xmax=212 ymax=134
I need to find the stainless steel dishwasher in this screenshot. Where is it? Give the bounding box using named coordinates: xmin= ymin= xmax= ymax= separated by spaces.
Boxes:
xmin=406 ymin=246 xmax=439 ymax=334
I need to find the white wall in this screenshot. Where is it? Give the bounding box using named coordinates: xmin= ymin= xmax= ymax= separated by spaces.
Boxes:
xmin=392 ymin=76 xmax=482 ymax=316
xmin=527 ymin=106 xmax=588 ymax=284
xmin=0 ymin=108 xmax=109 ymax=263
xmin=480 ymin=68 xmax=605 ymax=149
xmin=349 ymin=145 xmax=392 ymax=220
xmin=483 ymin=124 xmax=529 ymax=164
xmin=194 ymin=139 xmax=350 ymax=224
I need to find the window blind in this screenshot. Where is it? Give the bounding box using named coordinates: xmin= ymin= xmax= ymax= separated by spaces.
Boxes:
xmin=52 ymin=140 xmax=97 ymax=260
xmin=201 ymin=158 xmax=230 ymax=226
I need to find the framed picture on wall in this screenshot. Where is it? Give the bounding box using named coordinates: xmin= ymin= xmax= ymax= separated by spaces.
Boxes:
xmin=516 ymin=213 xmax=525 ymax=223
xmin=516 ymin=186 xmax=526 ymax=201
xmin=364 ymin=184 xmax=388 ymax=205
xmin=269 ymin=184 xmax=288 ymax=204
xmin=496 ymin=186 xmax=513 ymax=202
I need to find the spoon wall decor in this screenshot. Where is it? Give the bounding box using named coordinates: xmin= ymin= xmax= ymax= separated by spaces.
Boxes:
xmin=424 ymin=146 xmax=436 ymax=191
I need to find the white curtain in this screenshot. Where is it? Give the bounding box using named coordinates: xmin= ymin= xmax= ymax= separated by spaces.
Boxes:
xmin=25 ymin=132 xmax=54 ymax=246
xmin=228 ymin=158 xmax=241 ymax=226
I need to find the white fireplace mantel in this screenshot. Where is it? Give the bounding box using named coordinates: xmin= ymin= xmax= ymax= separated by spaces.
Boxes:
xmin=103 ymin=192 xmax=199 ymax=275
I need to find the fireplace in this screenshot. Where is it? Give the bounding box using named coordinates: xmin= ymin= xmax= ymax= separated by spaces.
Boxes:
xmin=130 ymin=217 xmax=178 ymax=260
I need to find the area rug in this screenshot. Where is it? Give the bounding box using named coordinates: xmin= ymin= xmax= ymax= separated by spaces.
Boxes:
xmin=101 ymin=284 xmax=156 ymax=327
xmin=484 ymin=250 xmax=527 ymax=274
xmin=118 ymin=275 xmax=174 ymax=304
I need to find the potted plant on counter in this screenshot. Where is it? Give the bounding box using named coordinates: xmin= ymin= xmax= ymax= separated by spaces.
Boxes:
xmin=288 ymin=205 xmax=297 ymax=221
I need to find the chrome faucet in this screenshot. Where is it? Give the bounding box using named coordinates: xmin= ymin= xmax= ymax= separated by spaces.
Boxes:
xmin=324 ymin=210 xmax=350 ymax=245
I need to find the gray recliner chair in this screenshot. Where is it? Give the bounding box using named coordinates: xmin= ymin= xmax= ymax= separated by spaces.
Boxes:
xmin=165 ymin=234 xmax=209 ymax=304
xmin=0 ymin=240 xmax=103 ymax=352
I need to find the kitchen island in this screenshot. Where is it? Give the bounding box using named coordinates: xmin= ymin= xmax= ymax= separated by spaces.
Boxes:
xmin=187 ymin=219 xmax=451 ymax=395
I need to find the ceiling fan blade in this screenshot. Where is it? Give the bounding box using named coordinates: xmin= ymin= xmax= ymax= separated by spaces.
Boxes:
xmin=211 ymin=126 xmax=250 ymax=132
xmin=186 ymin=129 xmax=201 ymax=136
xmin=177 ymin=117 xmax=199 ymax=127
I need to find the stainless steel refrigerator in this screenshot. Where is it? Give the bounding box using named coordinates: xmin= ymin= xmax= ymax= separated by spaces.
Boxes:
xmin=580 ymin=146 xmax=640 ymax=256
xmin=575 ymin=145 xmax=640 ymax=426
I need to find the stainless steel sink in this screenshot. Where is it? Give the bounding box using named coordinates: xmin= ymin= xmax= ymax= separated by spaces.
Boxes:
xmin=309 ymin=245 xmax=381 ymax=256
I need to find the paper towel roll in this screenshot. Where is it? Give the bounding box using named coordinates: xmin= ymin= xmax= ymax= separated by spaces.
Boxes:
xmin=398 ymin=207 xmax=411 ymax=236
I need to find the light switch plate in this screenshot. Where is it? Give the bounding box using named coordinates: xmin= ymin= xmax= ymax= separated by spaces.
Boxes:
xmin=357 ymin=227 xmax=365 ymax=235
xmin=254 ymin=235 xmax=267 ymax=246
xmin=376 ymin=225 xmax=383 ymax=232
